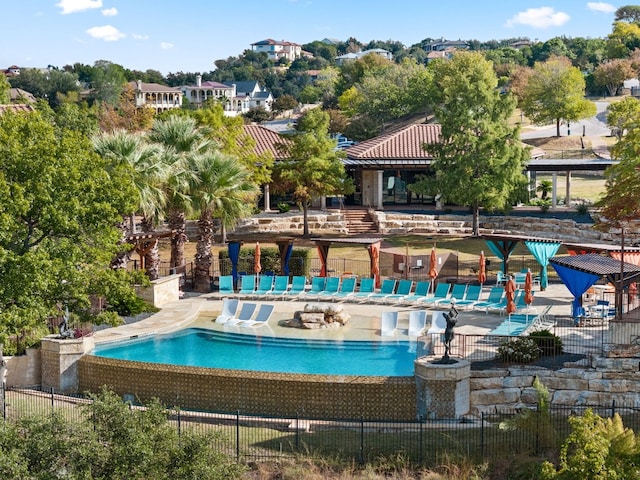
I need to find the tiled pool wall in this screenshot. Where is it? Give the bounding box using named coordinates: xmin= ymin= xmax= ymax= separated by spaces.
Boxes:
xmin=78 ymin=355 xmax=417 ymax=420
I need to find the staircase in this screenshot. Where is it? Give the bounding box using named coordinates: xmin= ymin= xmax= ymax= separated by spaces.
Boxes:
xmin=343 ymin=208 xmax=378 ymax=235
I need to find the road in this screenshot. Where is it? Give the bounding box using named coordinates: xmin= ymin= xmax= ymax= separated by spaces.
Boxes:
xmin=520 ymin=100 xmax=611 ymax=140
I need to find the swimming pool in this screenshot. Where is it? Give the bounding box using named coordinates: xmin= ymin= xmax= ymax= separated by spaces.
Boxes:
xmin=91 ymin=328 xmax=419 ymax=376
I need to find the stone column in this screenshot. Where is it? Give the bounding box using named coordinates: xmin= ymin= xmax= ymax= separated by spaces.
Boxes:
xmin=414 ymin=358 xmax=470 ymax=419
xmin=320 ymin=195 xmax=327 ymax=210
xmin=41 ymin=335 xmax=94 ymax=394
xmin=376 ymin=170 xmax=384 ymax=210
xmin=263 ymin=183 xmax=272 ymax=212
xmin=565 ymin=171 xmax=571 ymax=207
xmin=551 ymin=172 xmax=558 ymax=210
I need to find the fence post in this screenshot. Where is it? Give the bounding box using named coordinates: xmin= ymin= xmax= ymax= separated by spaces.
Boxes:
xmin=359 ymin=417 xmax=365 ymax=465
xmin=419 ymin=418 xmax=424 ymax=464
xmin=1 ymin=382 xmax=5 ymax=421
xmin=177 ymin=407 xmax=181 ymax=445
xmin=50 ymin=387 xmax=55 ymax=416
xmin=612 ymin=399 xmax=616 ymax=418
xmin=236 ymin=410 xmax=240 ymax=462
xmin=295 ymin=412 xmax=300 ymax=451
xmin=480 ymin=412 xmax=485 ymax=458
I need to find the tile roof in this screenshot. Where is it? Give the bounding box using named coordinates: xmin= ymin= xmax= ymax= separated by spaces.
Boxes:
xmin=243 ymin=125 xmax=290 ymax=159
xmin=0 ymin=104 xmax=36 ymax=114
xmin=128 ymin=81 xmax=181 ymax=93
xmin=345 ymin=124 xmax=441 ymax=161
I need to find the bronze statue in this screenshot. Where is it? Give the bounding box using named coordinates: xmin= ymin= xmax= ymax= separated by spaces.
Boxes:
xmin=441 ymin=303 xmax=458 ymax=363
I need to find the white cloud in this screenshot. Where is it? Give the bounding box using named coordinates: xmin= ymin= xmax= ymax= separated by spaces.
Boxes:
xmin=132 ymin=33 xmax=149 ymax=40
xmin=101 ymin=7 xmax=118 ymax=16
xmin=587 ymin=2 xmax=616 ymax=14
xmin=505 ymin=7 xmax=570 ymax=28
xmin=160 ymin=42 xmax=174 ymax=50
xmin=56 ymin=0 xmax=102 ymax=14
xmin=86 ymin=25 xmax=125 ymax=41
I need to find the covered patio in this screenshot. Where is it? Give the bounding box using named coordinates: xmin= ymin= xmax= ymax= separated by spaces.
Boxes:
xmin=311 ymin=237 xmax=384 ymax=288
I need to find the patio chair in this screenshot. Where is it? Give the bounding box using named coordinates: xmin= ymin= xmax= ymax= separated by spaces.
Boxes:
xmin=454 ymin=284 xmax=482 ymax=310
xmin=351 ymin=277 xmax=376 ymax=301
xmin=237 ymin=304 xmax=275 ymax=328
xmin=238 ymin=275 xmax=256 ymax=297
xmin=419 ymin=282 xmax=451 ymax=307
xmin=253 ymin=275 xmax=275 ymax=297
xmin=381 ymin=279 xmax=414 ymax=304
xmin=214 ymin=297 xmax=240 ymax=324
xmin=224 ymin=302 xmax=258 ymax=326
xmin=380 ymin=311 xmax=398 ymax=336
xmin=488 ymin=289 xmax=524 ymax=314
xmin=316 ymin=277 xmax=341 ymax=300
xmin=496 ymin=271 xmax=508 ymax=286
xmin=298 ymin=276 xmax=326 ymax=300
xmin=426 ymin=311 xmax=447 ymax=335
xmin=332 ymin=277 xmax=357 ymax=301
xmin=367 ymin=278 xmax=397 ymax=302
xmin=218 ymin=275 xmax=234 ymax=296
xmin=436 ymin=283 xmax=467 ymax=308
xmin=400 ymin=280 xmax=430 ymax=304
xmin=408 ymin=310 xmax=428 ymax=337
xmin=282 ymin=275 xmax=307 ymax=299
xmin=266 ymin=275 xmax=289 ymax=298
xmin=472 ymin=286 xmax=505 ymax=313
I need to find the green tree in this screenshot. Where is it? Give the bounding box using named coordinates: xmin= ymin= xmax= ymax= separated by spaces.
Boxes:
xmin=616 ymin=5 xmax=640 ymax=23
xmin=272 ymin=93 xmax=299 ymax=114
xmin=423 ymin=51 xmax=529 ymax=235
xmin=607 ymin=21 xmax=640 ymax=59
xmin=593 ymin=58 xmax=635 ymax=96
xmin=89 ymin=60 xmax=127 ymax=106
xmin=522 ymin=55 xmax=596 ymax=137
xmin=537 ymin=179 xmax=553 ymax=200
xmin=8 ymin=68 xmax=80 ymax=107
xmin=0 ymin=74 xmax=10 ymax=104
xmin=606 ymin=96 xmax=640 ymax=139
xmin=274 ymin=108 xmax=354 ymax=236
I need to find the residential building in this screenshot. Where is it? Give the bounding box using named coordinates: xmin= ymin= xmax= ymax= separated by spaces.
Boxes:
xmin=129 ymin=80 xmax=182 ymax=113
xmin=9 ymin=88 xmax=36 ymax=103
xmin=335 ymin=48 xmax=393 ymax=65
xmin=251 ymin=39 xmax=302 ymax=63
xmin=423 ymin=39 xmax=469 ymax=52
xmin=181 ymin=76 xmax=273 ymax=116
xmin=223 ymin=80 xmax=273 ymax=113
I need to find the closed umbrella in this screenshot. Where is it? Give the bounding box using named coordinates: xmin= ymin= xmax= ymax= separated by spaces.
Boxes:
xmin=524 ymin=269 xmax=534 ymax=307
xmin=478 ymin=251 xmax=486 ymax=285
xmin=428 ymin=247 xmax=438 ymax=294
xmin=505 ymin=276 xmax=517 ymax=314
xmin=254 ymin=242 xmax=261 ymax=275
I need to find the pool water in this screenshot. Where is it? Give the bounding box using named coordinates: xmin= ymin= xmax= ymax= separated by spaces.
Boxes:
xmin=91 ymin=328 xmax=420 ymax=376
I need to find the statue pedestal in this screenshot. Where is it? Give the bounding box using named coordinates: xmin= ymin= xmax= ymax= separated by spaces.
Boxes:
xmin=414 ymin=357 xmax=470 ymax=419
xmin=41 ymin=335 xmax=94 ymax=394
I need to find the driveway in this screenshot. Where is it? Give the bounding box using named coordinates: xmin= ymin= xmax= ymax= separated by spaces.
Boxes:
xmin=520 ymin=99 xmax=611 ymax=140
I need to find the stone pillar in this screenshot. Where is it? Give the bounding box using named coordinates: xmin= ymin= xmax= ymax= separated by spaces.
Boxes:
xmin=41 ymin=335 xmax=94 ymax=394
xmin=565 ymin=171 xmax=571 ymax=207
xmin=263 ymin=183 xmax=272 ymax=212
xmin=551 ymin=172 xmax=558 ymax=210
xmin=376 ymin=170 xmax=384 ymax=210
xmin=414 ymin=358 xmax=470 ymax=419
xmin=320 ymin=195 xmax=327 ymax=210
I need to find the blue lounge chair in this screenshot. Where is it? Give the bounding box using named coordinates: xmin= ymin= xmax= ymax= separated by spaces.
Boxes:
xmin=380 ymin=311 xmax=398 ymax=336
xmin=408 ymin=310 xmax=428 ymax=337
xmin=332 ymin=277 xmax=357 ymax=301
xmin=436 ymin=283 xmax=467 ymax=308
xmin=266 ymin=275 xmax=289 ymax=298
xmin=253 ymin=275 xmax=274 ymax=297
xmin=298 ymin=276 xmax=326 ymax=300
xmin=401 ymin=281 xmax=431 ymax=304
xmin=419 ymin=282 xmax=451 ymax=307
xmin=382 ymin=279 xmax=414 ymax=304
xmin=224 ymin=302 xmax=258 ymax=326
xmin=488 ymin=289 xmax=524 ymax=314
xmin=238 ymin=275 xmax=256 ymax=297
xmin=351 ymin=278 xmax=376 ymax=301
xmin=453 ymin=284 xmax=482 ymax=310
xmin=237 ymin=304 xmax=275 ymax=328
xmin=218 ymin=275 xmax=234 ymax=296
xmin=316 ymin=277 xmax=341 ymax=300
xmin=282 ymin=275 xmax=307 ymax=299
xmin=215 ymin=297 xmax=239 ymax=324
xmin=368 ymin=279 xmax=397 ymax=302
xmin=472 ymin=287 xmax=505 ymax=313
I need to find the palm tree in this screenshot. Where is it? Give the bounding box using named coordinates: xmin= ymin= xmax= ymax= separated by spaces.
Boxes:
xmin=148 ymin=116 xmax=213 ymax=269
xmin=190 ymin=152 xmax=258 ymax=292
xmin=93 ymin=130 xmax=166 ymax=277
xmin=537 ymin=179 xmax=553 ymax=200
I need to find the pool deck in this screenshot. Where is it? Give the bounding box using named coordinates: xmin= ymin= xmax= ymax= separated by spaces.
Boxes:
xmin=92 ymin=283 xmax=577 ymax=345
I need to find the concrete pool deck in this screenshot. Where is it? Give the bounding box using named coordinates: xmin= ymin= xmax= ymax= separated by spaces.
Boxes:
xmin=91 ymin=282 xmax=577 ymax=345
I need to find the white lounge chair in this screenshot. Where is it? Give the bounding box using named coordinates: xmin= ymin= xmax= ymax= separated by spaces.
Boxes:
xmin=408 ymin=310 xmax=428 ymax=337
xmin=224 ymin=302 xmax=257 ymax=326
xmin=238 ymin=304 xmax=275 ymax=328
xmin=426 ymin=311 xmax=447 ymax=335
xmin=214 ymin=298 xmax=240 ymax=324
xmin=380 ymin=311 xmax=398 ymax=336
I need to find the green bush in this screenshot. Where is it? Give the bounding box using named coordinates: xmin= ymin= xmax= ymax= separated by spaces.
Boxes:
xmin=277 ymin=202 xmax=291 ymax=213
xmin=218 ymin=247 xmax=312 ymax=277
xmin=497 ymin=337 xmax=541 ymax=363
xmin=528 ymin=329 xmax=563 ymax=356
xmin=575 ymin=202 xmax=590 ymax=215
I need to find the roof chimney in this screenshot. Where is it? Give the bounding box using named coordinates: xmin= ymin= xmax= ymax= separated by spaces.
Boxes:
xmin=196 ymin=74 xmax=202 ymax=87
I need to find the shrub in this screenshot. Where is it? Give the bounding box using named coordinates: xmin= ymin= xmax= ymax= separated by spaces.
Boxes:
xmin=497 ymin=337 xmax=541 ymax=363
xmin=528 ymin=329 xmax=563 ymax=356
xmin=575 ymin=202 xmax=590 ymax=215
xmin=277 ymin=202 xmax=291 ymax=213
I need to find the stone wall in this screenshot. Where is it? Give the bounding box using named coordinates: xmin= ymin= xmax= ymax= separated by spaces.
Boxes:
xmin=135 ymin=274 xmax=182 ymax=308
xmin=4 ymin=348 xmax=41 ymax=388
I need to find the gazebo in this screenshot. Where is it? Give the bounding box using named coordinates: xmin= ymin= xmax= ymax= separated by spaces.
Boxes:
xmin=311 ymin=237 xmax=384 ymax=288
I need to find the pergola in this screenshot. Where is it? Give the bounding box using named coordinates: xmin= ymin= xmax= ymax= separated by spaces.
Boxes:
xmin=226 ymin=236 xmax=297 ymax=286
xmin=311 ymin=237 xmax=384 ymax=288
xmin=125 ymin=231 xmax=174 ymax=272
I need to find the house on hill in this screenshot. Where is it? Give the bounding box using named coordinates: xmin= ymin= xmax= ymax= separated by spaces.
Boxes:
xmin=181 ymin=77 xmax=273 ymax=116
xmin=128 ymin=80 xmax=182 ymax=113
xmin=251 ymin=39 xmax=303 ymax=63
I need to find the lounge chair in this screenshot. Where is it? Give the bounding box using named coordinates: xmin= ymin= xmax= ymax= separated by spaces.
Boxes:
xmin=472 ymin=286 xmax=505 ymax=313
xmin=218 ymin=275 xmax=234 ymax=296
xmin=400 ymin=280 xmax=430 ymax=304
xmin=282 ymin=275 xmax=307 ymax=299
xmin=380 ymin=311 xmax=398 ymax=336
xmin=408 ymin=310 xmax=428 ymax=337
xmin=253 ymin=275 xmax=274 ymax=297
xmin=368 ymin=278 xmax=397 ymax=302
xmin=351 ymin=277 xmax=376 ymax=301
xmin=237 ymin=304 xmax=275 ymax=327
xmin=488 ymin=289 xmax=524 ymax=314
xmin=214 ymin=297 xmax=240 ymax=324
xmin=419 ymin=282 xmax=451 ymax=307
xmin=382 ymin=279 xmax=414 ymax=304
xmin=454 ymin=284 xmax=482 ymax=310
xmin=224 ymin=302 xmax=257 ymax=326
xmin=426 ymin=311 xmax=447 ymax=335
xmin=436 ymin=283 xmax=467 ymax=308
xmin=298 ymin=276 xmax=326 ymax=300
xmin=238 ymin=275 xmax=256 ymax=297
xmin=332 ymin=277 xmax=357 ymax=301
xmin=316 ymin=277 xmax=341 ymax=300
xmin=266 ymin=275 xmax=289 ymax=298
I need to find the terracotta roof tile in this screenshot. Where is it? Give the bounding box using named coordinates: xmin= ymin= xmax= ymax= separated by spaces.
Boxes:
xmin=0 ymin=104 xmax=36 ymax=114
xmin=346 ymin=124 xmax=440 ymax=160
xmin=243 ymin=125 xmax=290 ymax=159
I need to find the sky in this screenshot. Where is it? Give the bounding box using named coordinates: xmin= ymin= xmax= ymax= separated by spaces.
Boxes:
xmin=1 ymin=0 xmax=622 ymax=75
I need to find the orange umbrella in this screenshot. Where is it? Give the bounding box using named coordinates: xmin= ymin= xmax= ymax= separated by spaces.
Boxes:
xmin=524 ymin=269 xmax=534 ymax=306
xmin=505 ymin=276 xmax=517 ymax=314
xmin=254 ymin=242 xmax=261 ymax=275
xmin=428 ymin=247 xmax=438 ymax=293
xmin=478 ymin=251 xmax=486 ymax=285
xmin=368 ymin=242 xmax=381 ymax=289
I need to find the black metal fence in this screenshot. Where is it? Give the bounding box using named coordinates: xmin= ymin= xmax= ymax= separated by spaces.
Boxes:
xmin=3 ymin=386 xmax=640 ymax=466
